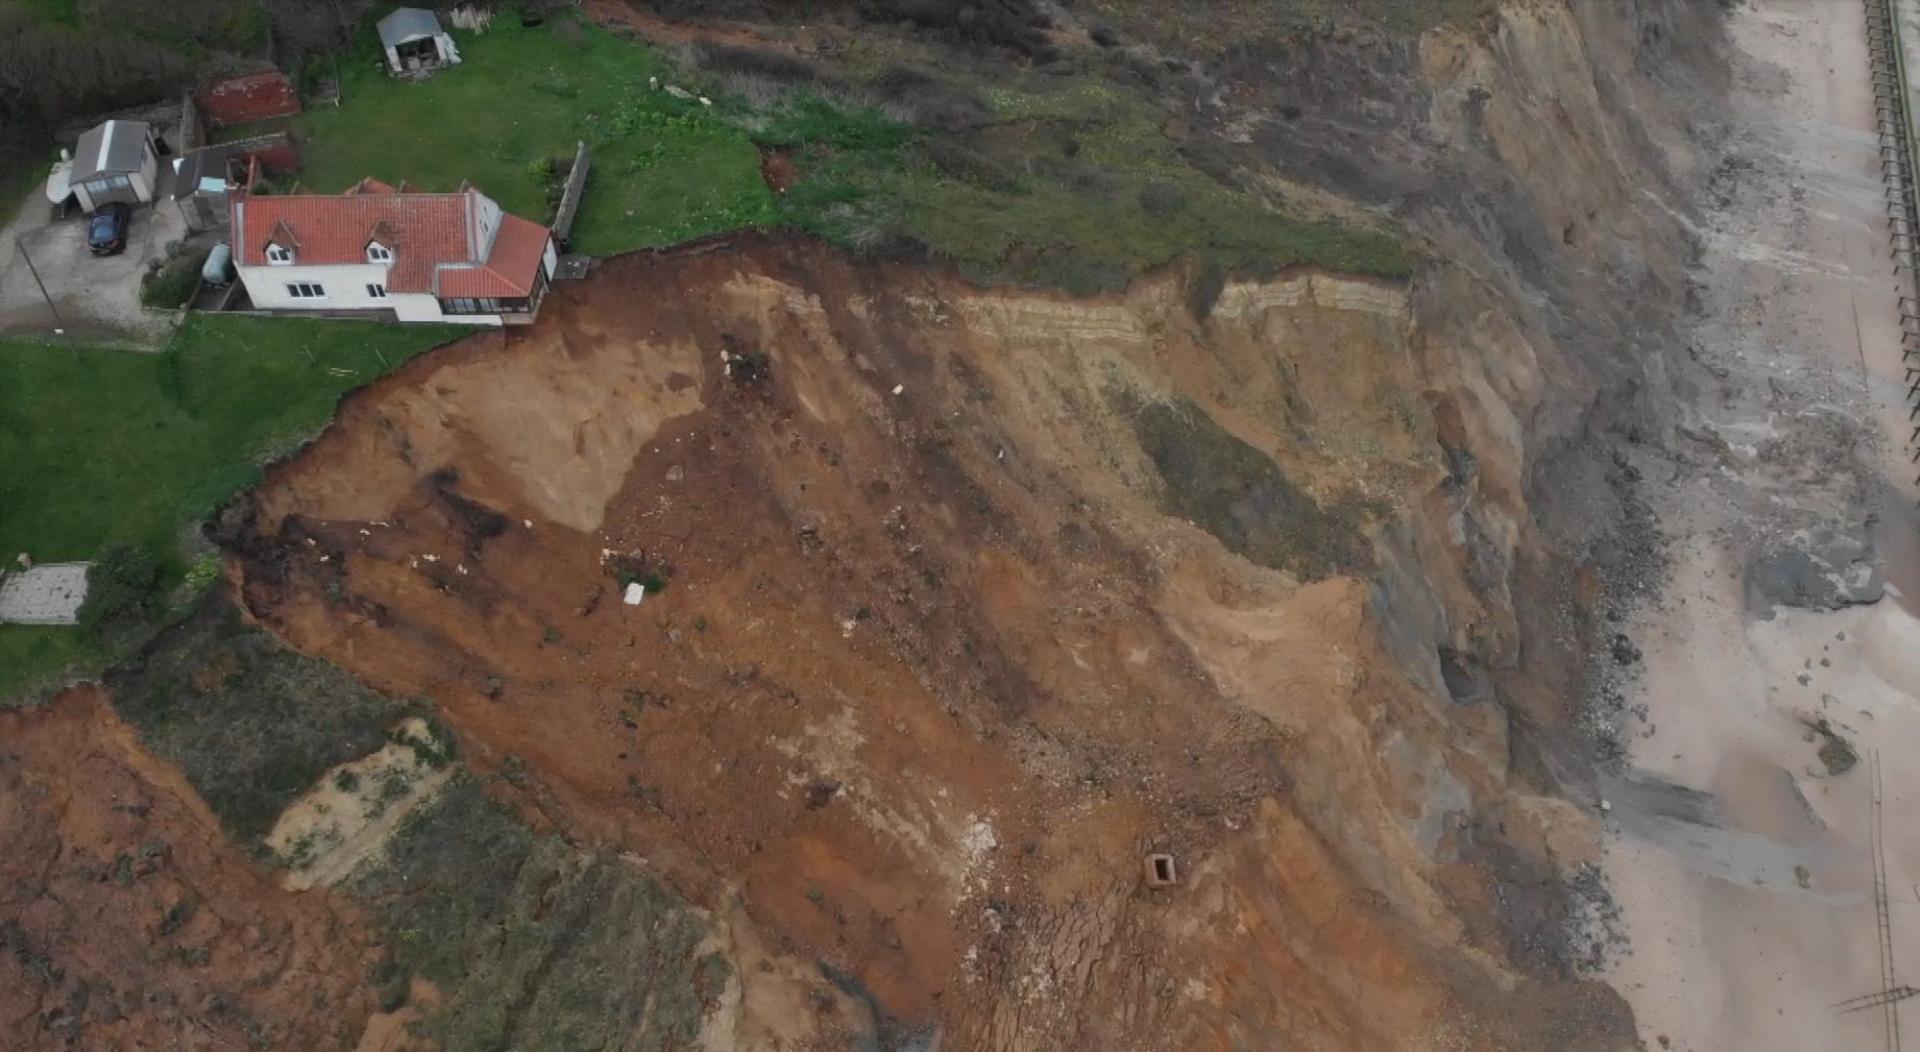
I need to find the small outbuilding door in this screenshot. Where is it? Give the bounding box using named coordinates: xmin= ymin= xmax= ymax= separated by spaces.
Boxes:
xmin=395 ymin=36 xmax=441 ymax=70
xmin=79 ymin=173 xmax=141 ymax=208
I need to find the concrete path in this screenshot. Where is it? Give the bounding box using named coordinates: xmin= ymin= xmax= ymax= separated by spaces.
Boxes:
xmin=0 ymin=564 xmax=89 ymax=625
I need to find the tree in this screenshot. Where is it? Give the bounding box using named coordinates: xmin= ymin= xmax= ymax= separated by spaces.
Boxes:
xmin=77 ymin=543 xmax=161 ymax=637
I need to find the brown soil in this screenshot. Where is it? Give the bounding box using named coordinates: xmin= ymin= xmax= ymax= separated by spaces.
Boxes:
xmin=226 ymin=233 xmax=1633 ymax=1050
xmin=758 ymin=145 xmax=797 ymax=195
xmin=0 ymin=687 xmax=383 ymax=1051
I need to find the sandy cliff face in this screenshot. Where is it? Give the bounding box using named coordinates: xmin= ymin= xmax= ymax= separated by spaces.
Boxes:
xmin=220 ymin=225 xmax=1637 ymax=1048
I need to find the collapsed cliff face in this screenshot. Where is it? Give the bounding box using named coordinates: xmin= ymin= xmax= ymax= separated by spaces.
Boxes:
xmin=4 ymin=2 xmax=1735 ymax=1049
xmin=1201 ymin=0 xmax=1728 ymax=768
xmin=217 ymin=223 xmax=1632 ymax=1047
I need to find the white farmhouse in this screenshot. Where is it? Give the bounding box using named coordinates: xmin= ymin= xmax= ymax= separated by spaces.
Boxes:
xmin=230 ymin=176 xmax=557 ymax=326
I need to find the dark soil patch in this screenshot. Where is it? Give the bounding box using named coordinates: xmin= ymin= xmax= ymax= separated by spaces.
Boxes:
xmin=1126 ymin=396 xmax=1374 ymax=579
xmin=104 ymin=595 xmax=401 ymax=841
xmin=759 ymin=144 xmax=797 ymax=194
xmin=352 ymin=777 xmax=722 ymax=1051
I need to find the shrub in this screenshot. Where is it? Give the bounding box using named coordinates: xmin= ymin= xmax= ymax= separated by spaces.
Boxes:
xmin=697 ymin=43 xmax=844 ymax=91
xmin=1139 ymin=180 xmax=1183 ymax=216
xmin=181 ymin=552 xmax=222 ymax=596
xmin=139 ymin=249 xmax=209 ymax=309
xmin=78 ymin=543 xmax=160 ymax=636
xmin=918 ymin=138 xmax=1023 ymax=193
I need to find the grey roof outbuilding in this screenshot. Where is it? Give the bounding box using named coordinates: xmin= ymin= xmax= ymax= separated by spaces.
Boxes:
xmin=72 ymin=120 xmax=152 ymax=183
xmin=378 ymin=7 xmax=443 ymax=47
xmin=172 ymin=146 xmax=235 ymax=202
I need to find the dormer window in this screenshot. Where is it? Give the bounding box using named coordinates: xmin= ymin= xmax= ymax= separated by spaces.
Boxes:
xmin=266 ymin=243 xmax=293 ymax=264
xmin=366 ymin=242 xmax=392 ymax=263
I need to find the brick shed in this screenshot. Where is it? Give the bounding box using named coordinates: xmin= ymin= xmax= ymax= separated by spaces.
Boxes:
xmin=195 ymin=71 xmax=301 ymax=129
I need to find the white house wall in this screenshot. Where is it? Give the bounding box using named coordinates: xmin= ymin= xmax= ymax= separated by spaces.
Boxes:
xmin=136 ymin=146 xmax=157 ymax=201
xmin=237 ymin=261 xmax=504 ymax=326
xmin=469 ymin=193 xmax=502 ymax=256
xmin=240 ymin=261 xmax=392 ymax=311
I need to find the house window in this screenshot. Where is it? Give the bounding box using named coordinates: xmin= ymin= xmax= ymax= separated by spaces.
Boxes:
xmin=266 ymin=244 xmax=293 ymax=264
xmin=366 ymin=283 xmax=388 ymax=299
xmin=366 ymin=243 xmax=392 ymax=263
xmin=286 ymin=282 xmax=326 ymax=299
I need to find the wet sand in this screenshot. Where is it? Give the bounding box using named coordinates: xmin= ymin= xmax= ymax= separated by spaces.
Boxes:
xmin=1604 ymin=1 xmax=1920 ymax=1048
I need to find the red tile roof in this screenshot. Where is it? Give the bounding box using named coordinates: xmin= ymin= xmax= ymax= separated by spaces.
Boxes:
xmin=436 ymin=213 xmax=551 ymax=297
xmin=232 ymin=184 xmax=549 ymax=297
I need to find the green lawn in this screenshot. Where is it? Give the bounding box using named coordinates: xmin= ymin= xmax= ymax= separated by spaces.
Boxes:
xmin=296 ymin=18 xmax=776 ymax=255
xmin=0 ymin=316 xmax=458 ymax=702
xmin=287 ymin=13 xmax=1408 ymax=290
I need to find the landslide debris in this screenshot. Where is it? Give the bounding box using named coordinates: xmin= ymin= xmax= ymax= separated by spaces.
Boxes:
xmin=226 ymin=235 xmax=1635 ymax=1050
xmin=103 ymin=598 xmax=409 ymax=840
xmin=0 ymin=688 xmax=383 ymax=1051
xmin=349 ymin=777 xmax=734 ymax=1052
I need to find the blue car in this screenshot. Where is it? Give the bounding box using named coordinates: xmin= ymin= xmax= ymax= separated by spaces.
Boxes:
xmin=87 ymin=202 xmax=131 ymax=257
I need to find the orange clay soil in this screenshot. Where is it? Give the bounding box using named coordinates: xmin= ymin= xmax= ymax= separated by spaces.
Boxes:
xmin=224 ymin=234 xmax=1632 ymax=1050
xmin=0 ymin=687 xmax=387 ymax=1051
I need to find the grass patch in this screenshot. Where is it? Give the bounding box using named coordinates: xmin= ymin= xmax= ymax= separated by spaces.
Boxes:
xmin=354 ymin=777 xmax=721 ymax=1049
xmin=18 ymin=0 xmax=80 ymax=23
xmin=0 ymin=314 xmax=456 ymax=702
xmin=289 ymin=13 xmax=1407 ymax=286
xmin=295 ymin=16 xmax=775 ymax=255
xmin=104 ymin=596 xmax=401 ymax=840
xmin=760 ymin=74 xmax=1410 ymax=291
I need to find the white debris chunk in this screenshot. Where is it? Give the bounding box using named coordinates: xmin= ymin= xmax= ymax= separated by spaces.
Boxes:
xmin=623 ymin=582 xmax=647 ymax=606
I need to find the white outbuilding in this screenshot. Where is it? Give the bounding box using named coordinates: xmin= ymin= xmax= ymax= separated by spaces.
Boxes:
xmin=378 ymin=8 xmax=461 ymax=75
xmin=69 ymin=120 xmax=159 ymax=211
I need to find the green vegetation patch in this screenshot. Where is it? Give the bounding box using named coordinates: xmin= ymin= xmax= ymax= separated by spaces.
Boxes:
xmin=295 ymin=17 xmax=776 ymax=255
xmin=1088 ymin=0 xmax=1496 ymax=46
xmin=354 ymin=777 xmax=723 ymax=1050
xmin=741 ymin=72 xmax=1409 ymax=292
xmin=76 ymin=543 xmax=161 ymax=639
xmin=292 ymin=14 xmax=1406 ymax=288
xmin=104 ymin=597 xmax=401 ymax=840
xmin=1128 ymin=396 xmax=1376 ymax=579
xmin=0 ymin=315 xmax=455 ymax=702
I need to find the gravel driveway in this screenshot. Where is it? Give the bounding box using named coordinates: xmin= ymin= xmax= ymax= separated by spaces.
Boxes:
xmin=0 ymin=168 xmax=187 ymax=346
